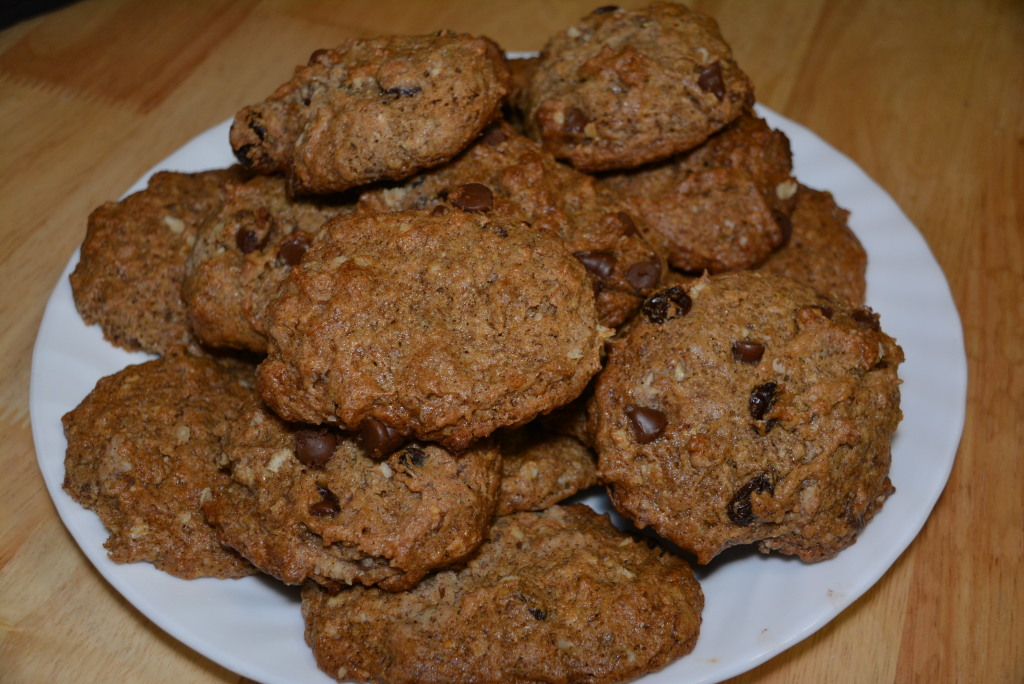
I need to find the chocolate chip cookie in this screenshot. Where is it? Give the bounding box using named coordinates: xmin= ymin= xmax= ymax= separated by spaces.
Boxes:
xmin=358 ymin=120 xmax=667 ymax=327
xmin=302 ymin=505 xmax=703 ymax=683
xmin=590 ymin=271 xmax=903 ymax=563
xmin=257 ymin=208 xmax=607 ymax=451
xmin=61 ymin=349 xmax=258 ymax=579
xmin=70 ymin=167 xmax=247 ymax=354
xmin=600 ymin=110 xmax=796 ymax=273
xmin=520 ymin=2 xmax=753 ymax=171
xmin=496 ymin=423 xmax=598 ymax=515
xmin=202 ymin=400 xmax=501 ymax=591
xmin=183 ymin=173 xmax=352 ymax=353
xmin=758 ymin=184 xmax=867 ymax=305
xmin=230 ymin=31 xmax=510 ymax=195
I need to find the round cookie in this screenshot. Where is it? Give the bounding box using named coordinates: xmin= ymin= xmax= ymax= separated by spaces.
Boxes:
xmin=520 ymin=2 xmax=753 ymax=172
xmin=600 ymin=110 xmax=796 ymax=273
xmin=257 ymin=208 xmax=608 ymax=451
xmin=302 ymin=505 xmax=704 ymax=684
xmin=496 ymin=423 xmax=598 ymax=515
xmin=183 ymin=173 xmax=352 ymax=353
xmin=358 ymin=120 xmax=668 ymax=327
xmin=61 ymin=349 xmax=258 ymax=579
xmin=70 ymin=167 xmax=247 ymax=354
xmin=230 ymin=31 xmax=510 ymax=195
xmin=758 ymin=183 xmax=867 ymax=306
xmin=202 ymin=401 xmax=501 ymax=592
xmin=590 ymin=271 xmax=903 ymax=563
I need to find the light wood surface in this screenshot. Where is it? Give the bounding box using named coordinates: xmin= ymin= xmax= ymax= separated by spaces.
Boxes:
xmin=1 ymin=1 xmax=1020 ymax=682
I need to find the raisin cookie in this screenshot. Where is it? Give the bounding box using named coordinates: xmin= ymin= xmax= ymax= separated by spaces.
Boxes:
xmin=590 ymin=271 xmax=903 ymax=563
xmin=61 ymin=349 xmax=258 ymax=579
xmin=70 ymin=168 xmax=247 ymax=354
xmin=202 ymin=400 xmax=501 ymax=591
xmin=520 ymin=2 xmax=753 ymax=171
xmin=496 ymin=423 xmax=598 ymax=515
xmin=257 ymin=208 xmax=607 ymax=451
xmin=600 ymin=110 xmax=796 ymax=273
xmin=302 ymin=505 xmax=703 ymax=684
xmin=230 ymin=31 xmax=510 ymax=194
xmin=183 ymin=173 xmax=352 ymax=353
xmin=359 ymin=120 xmax=667 ymax=327
xmin=758 ymin=184 xmax=867 ymax=305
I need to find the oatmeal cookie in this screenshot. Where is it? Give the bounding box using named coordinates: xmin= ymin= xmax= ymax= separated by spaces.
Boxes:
xmin=230 ymin=31 xmax=510 ymax=195
xmin=520 ymin=2 xmax=753 ymax=171
xmin=257 ymin=208 xmax=607 ymax=451
xmin=202 ymin=401 xmax=501 ymax=591
xmin=302 ymin=505 xmax=703 ymax=683
xmin=758 ymin=184 xmax=867 ymax=305
xmin=61 ymin=349 xmax=258 ymax=579
xmin=70 ymin=167 xmax=247 ymax=354
xmin=182 ymin=173 xmax=352 ymax=353
xmin=359 ymin=120 xmax=667 ymax=327
xmin=496 ymin=423 xmax=598 ymax=515
xmin=590 ymin=271 xmax=903 ymax=563
xmin=600 ymin=110 xmax=796 ymax=273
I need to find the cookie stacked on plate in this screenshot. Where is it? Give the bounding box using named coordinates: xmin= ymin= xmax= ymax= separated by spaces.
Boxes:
xmin=63 ymin=4 xmax=902 ymax=682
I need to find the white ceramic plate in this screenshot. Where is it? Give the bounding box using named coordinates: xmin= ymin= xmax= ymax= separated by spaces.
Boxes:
xmin=30 ymin=107 xmax=966 ymax=683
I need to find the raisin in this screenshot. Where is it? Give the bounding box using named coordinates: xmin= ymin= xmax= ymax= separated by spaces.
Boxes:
xmin=727 ymin=473 xmax=774 ymax=526
xmin=749 ymin=382 xmax=777 ymax=420
xmin=642 ymin=287 xmax=692 ymax=324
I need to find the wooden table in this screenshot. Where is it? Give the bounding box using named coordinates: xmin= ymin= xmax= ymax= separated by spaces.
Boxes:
xmin=1 ymin=1 xmax=1020 ymax=682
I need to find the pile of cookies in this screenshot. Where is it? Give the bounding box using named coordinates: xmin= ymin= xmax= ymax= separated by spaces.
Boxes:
xmin=62 ymin=3 xmax=903 ymax=682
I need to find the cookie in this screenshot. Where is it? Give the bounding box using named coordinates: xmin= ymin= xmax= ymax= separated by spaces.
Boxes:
xmin=202 ymin=401 xmax=501 ymax=591
xmin=520 ymin=2 xmax=753 ymax=172
xmin=358 ymin=120 xmax=668 ymax=327
xmin=590 ymin=271 xmax=903 ymax=563
xmin=758 ymin=184 xmax=867 ymax=305
xmin=302 ymin=505 xmax=703 ymax=684
xmin=61 ymin=349 xmax=258 ymax=579
xmin=600 ymin=110 xmax=796 ymax=273
xmin=496 ymin=423 xmax=598 ymax=515
xmin=70 ymin=167 xmax=247 ymax=354
xmin=230 ymin=31 xmax=510 ymax=195
xmin=257 ymin=208 xmax=607 ymax=451
xmin=182 ymin=173 xmax=352 ymax=353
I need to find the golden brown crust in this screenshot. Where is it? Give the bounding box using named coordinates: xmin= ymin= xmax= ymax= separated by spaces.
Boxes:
xmin=61 ymin=349 xmax=258 ymax=579
xmin=302 ymin=505 xmax=703 ymax=683
xmin=257 ymin=208 xmax=606 ymax=450
xmin=591 ymin=271 xmax=903 ymax=563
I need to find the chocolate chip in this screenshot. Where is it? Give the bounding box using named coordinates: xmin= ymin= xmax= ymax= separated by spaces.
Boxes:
xmin=480 ymin=124 xmax=508 ymax=146
xmin=573 ymin=250 xmax=617 ymax=280
xmin=626 ymin=259 xmax=662 ymax=292
xmin=430 ymin=204 xmax=448 ymax=216
xmin=772 ymin=209 xmax=793 ymax=246
xmin=727 ymin=473 xmax=774 ymax=526
xmin=309 ymin=485 xmax=340 ymax=517
xmin=294 ymin=428 xmax=339 ymax=469
xmin=852 ymin=307 xmax=881 ymax=331
xmin=592 ymin=5 xmax=620 ymax=13
xmin=448 ymin=183 xmax=494 ymax=213
xmin=277 ymin=235 xmax=309 ymax=266
xmin=308 ymin=48 xmax=334 ymax=66
xmin=749 ymin=382 xmax=777 ymax=420
xmin=732 ymin=340 xmax=766 ymax=364
xmin=563 ymin=106 xmax=590 ymax=137
xmin=385 ymin=85 xmax=422 ymax=98
xmin=642 ymin=287 xmax=692 ymax=324
xmin=697 ymin=62 xmax=726 ymax=100
xmin=398 ymin=445 xmax=428 ymax=468
xmin=624 ymin=405 xmax=667 ymax=444
xmin=235 ymin=227 xmax=267 ymax=254
xmin=234 ymin=144 xmax=256 ymax=167
xmin=360 ymin=417 xmax=405 ymax=458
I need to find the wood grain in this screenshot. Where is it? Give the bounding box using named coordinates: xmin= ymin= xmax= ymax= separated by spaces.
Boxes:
xmin=1 ymin=1 xmax=1020 ymax=682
